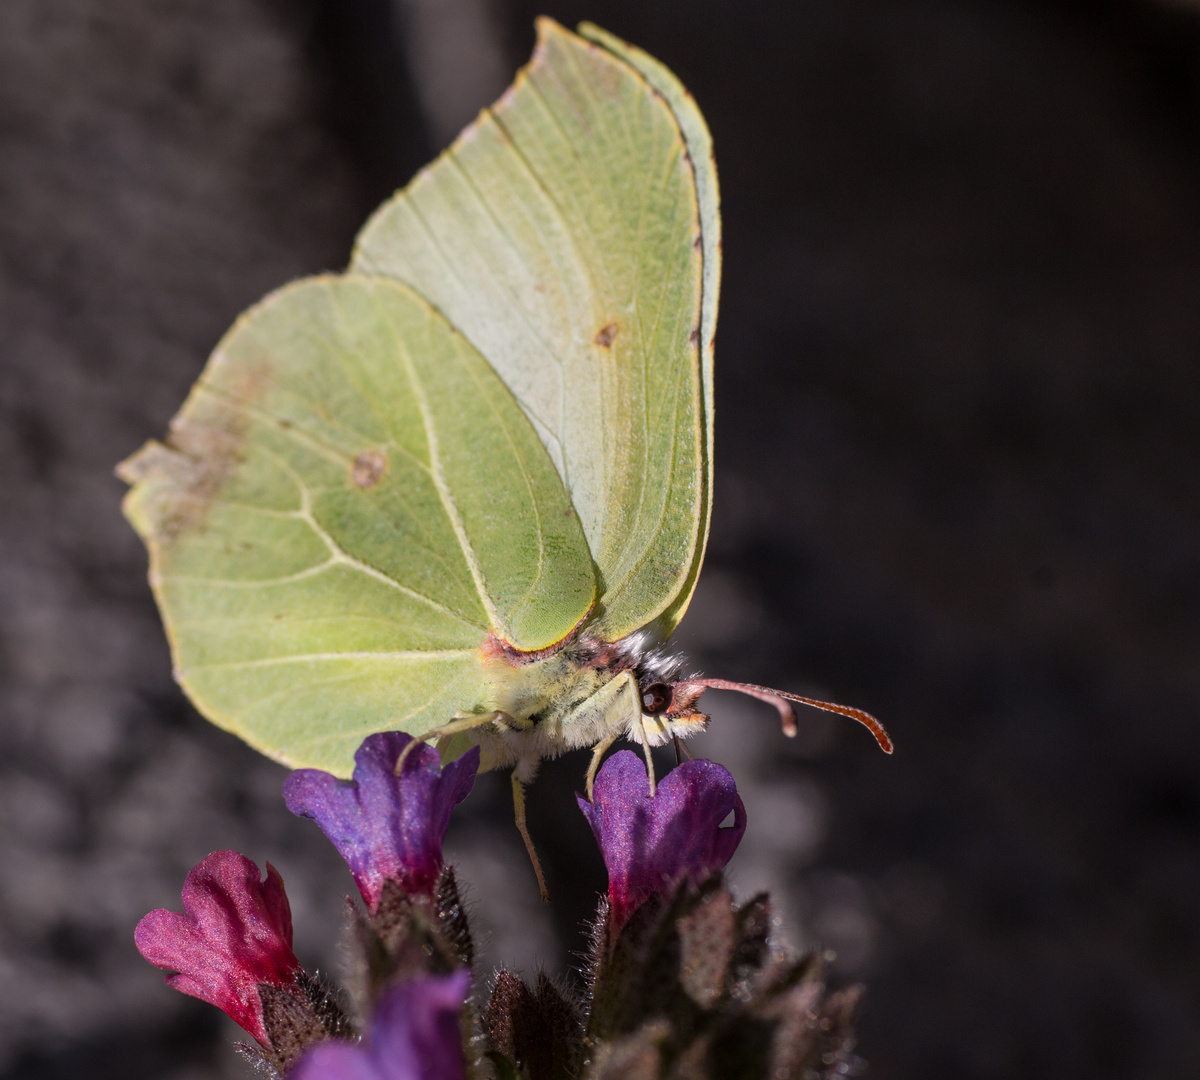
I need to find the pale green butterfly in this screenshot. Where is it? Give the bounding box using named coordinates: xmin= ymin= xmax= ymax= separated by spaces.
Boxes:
xmin=119 ymin=19 xmax=890 ymax=890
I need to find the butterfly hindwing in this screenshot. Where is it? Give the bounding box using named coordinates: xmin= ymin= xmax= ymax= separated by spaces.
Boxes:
xmin=120 ymin=275 xmax=596 ymax=773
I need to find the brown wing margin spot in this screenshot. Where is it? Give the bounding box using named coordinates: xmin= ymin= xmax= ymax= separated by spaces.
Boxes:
xmin=593 ymin=321 xmax=619 ymax=348
xmin=351 ymin=448 xmax=388 ymax=488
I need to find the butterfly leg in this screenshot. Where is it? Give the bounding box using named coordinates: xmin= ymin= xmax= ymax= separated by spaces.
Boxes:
xmin=511 ymin=772 xmax=549 ymax=902
xmin=393 ymin=710 xmax=510 ymax=775
xmin=673 ymin=735 xmax=695 ymax=763
xmin=584 ymin=731 xmax=620 ymax=802
xmin=634 ymin=709 xmax=659 ymax=797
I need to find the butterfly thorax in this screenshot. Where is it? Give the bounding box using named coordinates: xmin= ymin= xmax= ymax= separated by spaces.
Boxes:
xmin=470 ymin=631 xmax=710 ymax=780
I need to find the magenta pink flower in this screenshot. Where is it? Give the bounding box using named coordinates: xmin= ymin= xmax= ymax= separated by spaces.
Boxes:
xmin=283 ymin=733 xmax=479 ymax=911
xmin=291 ymin=970 xmax=471 ymax=1080
xmin=578 ymin=751 xmax=747 ymax=930
xmin=135 ymin=850 xmax=301 ymax=1046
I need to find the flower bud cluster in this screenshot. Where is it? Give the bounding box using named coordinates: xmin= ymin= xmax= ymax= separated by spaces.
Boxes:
xmin=136 ymin=738 xmax=862 ymax=1078
xmin=137 ymin=734 xmax=476 ymax=1077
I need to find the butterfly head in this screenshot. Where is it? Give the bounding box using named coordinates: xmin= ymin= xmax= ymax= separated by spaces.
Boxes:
xmin=636 ymin=676 xmax=710 ymax=738
xmin=624 ymin=636 xmax=893 ymax=754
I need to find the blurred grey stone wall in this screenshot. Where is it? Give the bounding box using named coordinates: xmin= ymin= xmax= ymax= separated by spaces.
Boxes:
xmin=0 ymin=3 xmax=368 ymax=1075
xmin=2 ymin=1 xmax=1200 ymax=1078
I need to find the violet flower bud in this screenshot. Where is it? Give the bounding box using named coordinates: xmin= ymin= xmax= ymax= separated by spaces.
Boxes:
xmin=578 ymin=751 xmax=747 ymax=930
xmin=291 ymin=969 xmax=471 ymax=1080
xmin=135 ymin=850 xmax=301 ymax=1047
xmin=283 ymin=733 xmax=479 ymax=911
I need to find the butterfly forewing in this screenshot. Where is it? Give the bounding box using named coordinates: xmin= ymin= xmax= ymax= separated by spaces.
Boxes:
xmin=578 ymin=22 xmax=721 ymax=638
xmin=352 ymin=19 xmax=718 ymax=643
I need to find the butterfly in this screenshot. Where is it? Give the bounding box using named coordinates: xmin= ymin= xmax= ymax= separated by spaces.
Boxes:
xmin=119 ymin=19 xmax=890 ymax=893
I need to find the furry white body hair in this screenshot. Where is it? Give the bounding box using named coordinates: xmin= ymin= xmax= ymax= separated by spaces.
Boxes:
xmin=455 ymin=631 xmax=706 ymax=783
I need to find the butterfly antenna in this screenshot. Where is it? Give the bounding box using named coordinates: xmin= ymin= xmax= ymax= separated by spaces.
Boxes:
xmin=683 ymin=678 xmax=894 ymax=754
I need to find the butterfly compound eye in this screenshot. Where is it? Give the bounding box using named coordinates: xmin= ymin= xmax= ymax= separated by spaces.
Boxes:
xmin=641 ymin=682 xmax=672 ymax=715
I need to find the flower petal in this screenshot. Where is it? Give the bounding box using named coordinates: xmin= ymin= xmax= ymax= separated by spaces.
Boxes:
xmin=578 ymin=752 xmax=746 ymax=928
xmin=284 ymin=734 xmax=479 ymax=910
xmin=135 ymin=851 xmax=299 ymax=1046
xmin=291 ymin=970 xmax=471 ymax=1080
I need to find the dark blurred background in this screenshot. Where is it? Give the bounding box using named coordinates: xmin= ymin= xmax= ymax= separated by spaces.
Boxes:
xmin=3 ymin=0 xmax=1200 ymax=1077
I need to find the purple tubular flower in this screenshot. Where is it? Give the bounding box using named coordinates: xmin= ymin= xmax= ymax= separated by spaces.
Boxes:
xmin=134 ymin=850 xmax=300 ymax=1047
xmin=291 ymin=970 xmax=471 ymax=1080
xmin=578 ymin=751 xmax=747 ymax=930
xmin=283 ymin=733 xmax=479 ymax=910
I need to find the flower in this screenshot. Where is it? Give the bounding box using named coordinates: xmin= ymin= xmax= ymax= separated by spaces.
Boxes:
xmin=135 ymin=850 xmax=301 ymax=1046
xmin=283 ymin=733 xmax=479 ymax=910
xmin=577 ymin=751 xmax=747 ymax=929
xmin=291 ymin=970 xmax=471 ymax=1080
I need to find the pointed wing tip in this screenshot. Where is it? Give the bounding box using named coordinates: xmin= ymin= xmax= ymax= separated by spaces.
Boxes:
xmin=115 ymin=441 xmax=154 ymax=486
xmin=574 ymin=21 xmax=637 ymax=60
